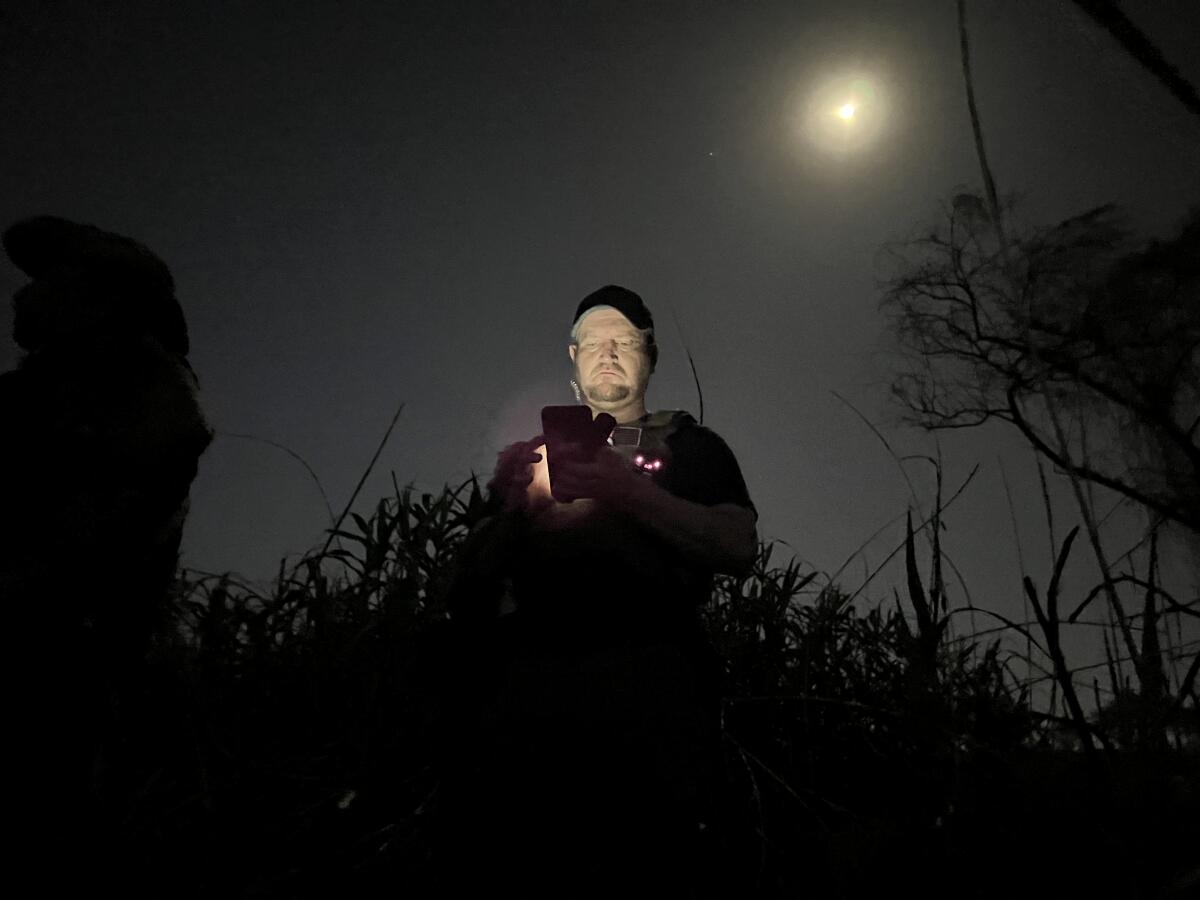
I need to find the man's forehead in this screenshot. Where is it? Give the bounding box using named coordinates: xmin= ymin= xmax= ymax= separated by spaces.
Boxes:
xmin=575 ymin=307 xmax=639 ymax=337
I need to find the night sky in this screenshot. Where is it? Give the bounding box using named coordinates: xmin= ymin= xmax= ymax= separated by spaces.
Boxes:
xmin=3 ymin=1 xmax=1198 ymax=667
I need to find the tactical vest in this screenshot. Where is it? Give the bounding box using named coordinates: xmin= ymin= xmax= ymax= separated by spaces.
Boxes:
xmin=608 ymin=409 xmax=697 ymax=477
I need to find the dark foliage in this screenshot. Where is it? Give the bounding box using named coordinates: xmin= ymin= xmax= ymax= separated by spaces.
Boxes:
xmin=55 ymin=476 xmax=1197 ymax=897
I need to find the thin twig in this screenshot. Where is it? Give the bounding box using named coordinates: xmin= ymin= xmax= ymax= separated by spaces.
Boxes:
xmin=220 ymin=431 xmax=336 ymax=527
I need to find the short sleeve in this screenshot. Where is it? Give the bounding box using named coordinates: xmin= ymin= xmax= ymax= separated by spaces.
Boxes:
xmin=659 ymin=423 xmax=755 ymax=515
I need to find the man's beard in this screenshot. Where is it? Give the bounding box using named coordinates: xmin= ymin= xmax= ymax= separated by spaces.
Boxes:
xmin=584 ymin=381 xmax=631 ymax=403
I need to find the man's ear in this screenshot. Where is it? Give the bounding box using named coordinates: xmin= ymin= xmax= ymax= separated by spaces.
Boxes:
xmin=568 ymin=344 xmax=577 ymax=362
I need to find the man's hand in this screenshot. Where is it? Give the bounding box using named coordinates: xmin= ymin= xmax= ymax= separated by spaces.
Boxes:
xmin=548 ymin=445 xmax=649 ymax=508
xmin=487 ymin=436 xmax=547 ymax=513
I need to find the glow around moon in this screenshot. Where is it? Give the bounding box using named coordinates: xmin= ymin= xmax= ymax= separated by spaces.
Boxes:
xmin=801 ymin=74 xmax=888 ymax=157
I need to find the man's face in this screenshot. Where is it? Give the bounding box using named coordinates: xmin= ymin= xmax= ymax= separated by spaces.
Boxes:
xmin=569 ymin=308 xmax=652 ymax=410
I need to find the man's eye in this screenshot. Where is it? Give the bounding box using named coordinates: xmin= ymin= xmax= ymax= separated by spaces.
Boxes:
xmin=579 ymin=339 xmax=641 ymax=352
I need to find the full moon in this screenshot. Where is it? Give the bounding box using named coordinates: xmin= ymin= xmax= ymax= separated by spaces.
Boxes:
xmin=800 ymin=74 xmax=888 ymax=157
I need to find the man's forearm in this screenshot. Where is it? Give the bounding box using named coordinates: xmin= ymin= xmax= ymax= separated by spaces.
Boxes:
xmin=622 ymin=478 xmax=757 ymax=575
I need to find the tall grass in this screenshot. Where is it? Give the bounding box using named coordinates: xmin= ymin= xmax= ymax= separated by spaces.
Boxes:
xmin=93 ymin=460 xmax=1198 ymax=897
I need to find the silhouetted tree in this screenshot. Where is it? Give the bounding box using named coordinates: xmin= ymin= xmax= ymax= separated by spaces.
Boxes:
xmin=883 ymin=200 xmax=1200 ymax=535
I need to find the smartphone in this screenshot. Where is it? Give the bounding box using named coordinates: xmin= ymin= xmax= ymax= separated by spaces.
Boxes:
xmin=540 ymin=405 xmax=614 ymax=501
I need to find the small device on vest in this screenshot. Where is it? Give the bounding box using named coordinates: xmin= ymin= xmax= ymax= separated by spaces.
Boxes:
xmin=610 ymin=425 xmax=664 ymax=474
xmin=609 ymin=410 xmax=692 ymax=474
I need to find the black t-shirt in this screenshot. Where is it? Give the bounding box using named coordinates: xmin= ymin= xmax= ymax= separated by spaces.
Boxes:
xmin=509 ymin=410 xmax=754 ymax=650
xmin=631 ymin=410 xmax=755 ymax=513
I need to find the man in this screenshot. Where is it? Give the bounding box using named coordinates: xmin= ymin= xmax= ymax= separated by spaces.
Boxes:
xmin=0 ymin=215 xmax=212 ymax=888
xmin=1 ymin=216 xmax=212 ymax=672
xmin=439 ymin=285 xmax=756 ymax=896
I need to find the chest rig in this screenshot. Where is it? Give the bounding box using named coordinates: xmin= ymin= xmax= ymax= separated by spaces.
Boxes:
xmin=607 ymin=409 xmax=695 ymax=476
